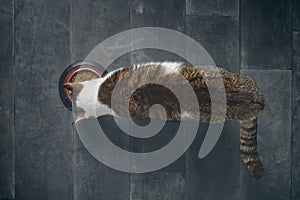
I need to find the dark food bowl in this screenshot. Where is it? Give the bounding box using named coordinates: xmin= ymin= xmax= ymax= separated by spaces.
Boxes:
xmin=59 ymin=60 xmax=107 ymax=110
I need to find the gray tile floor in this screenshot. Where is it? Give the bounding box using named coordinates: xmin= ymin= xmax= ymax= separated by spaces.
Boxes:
xmin=0 ymin=0 xmax=298 ymax=200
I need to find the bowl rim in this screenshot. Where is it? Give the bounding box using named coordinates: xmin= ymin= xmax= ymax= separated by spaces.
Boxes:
xmin=58 ymin=60 xmax=107 ymax=110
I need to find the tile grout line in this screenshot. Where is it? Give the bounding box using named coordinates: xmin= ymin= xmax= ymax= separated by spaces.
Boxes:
xmin=185 ymin=13 xmax=239 ymax=17
xmin=238 ymin=0 xmax=241 ymax=75
xmin=69 ymin=0 xmax=75 ymax=200
xmin=290 ymin=0 xmax=294 ymax=199
xmin=128 ymin=0 xmax=132 ymax=199
xmin=240 ymin=69 xmax=293 ymax=72
xmin=238 ymin=0 xmax=242 ymax=198
xmin=184 ymin=1 xmax=187 ymax=200
xmin=184 ymin=1 xmax=190 ymax=199
xmin=184 ymin=2 xmax=187 ymax=199
xmin=12 ymin=0 xmax=16 ymax=198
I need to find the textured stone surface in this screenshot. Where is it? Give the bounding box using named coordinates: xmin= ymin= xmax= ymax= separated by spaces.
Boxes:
xmin=130 ymin=51 xmax=185 ymax=176
xmin=129 ymin=0 xmax=187 ymax=173
xmin=72 ymin=0 xmax=131 ymax=64
xmin=293 ymin=0 xmax=300 ymax=30
xmin=74 ymin=117 xmax=130 ymax=200
xmin=186 ymin=16 xmax=239 ymax=72
xmin=240 ymin=70 xmax=291 ymax=200
xmin=186 ymin=0 xmax=238 ymax=16
xmin=128 ymin=119 xmax=186 ymax=172
xmin=130 ymin=0 xmax=185 ymax=31
xmin=292 ymin=32 xmax=300 ymax=200
xmin=14 ymin=0 xmax=73 ymax=199
xmin=0 ymin=1 xmax=298 ymax=199
xmin=185 ymin=121 xmax=240 ymax=200
xmin=241 ymin=0 xmax=291 ymax=69
xmin=185 ymin=14 xmax=240 ymax=200
xmin=72 ymin=0 xmax=131 ymax=199
xmin=130 ymin=0 xmax=186 ymax=70
xmin=130 ymin=172 xmax=185 ymax=200
xmin=72 ymin=0 xmax=131 ymax=72
xmin=0 ymin=0 xmax=14 ymax=199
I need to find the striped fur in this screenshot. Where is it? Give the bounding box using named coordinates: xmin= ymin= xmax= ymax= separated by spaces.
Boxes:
xmin=65 ymin=62 xmax=265 ymax=178
xmin=240 ymin=117 xmax=264 ymax=178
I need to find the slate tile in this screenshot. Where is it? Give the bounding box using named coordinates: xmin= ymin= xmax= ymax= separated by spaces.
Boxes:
xmin=130 ymin=53 xmax=187 ymax=173
xmin=128 ymin=119 xmax=186 ymax=172
xmin=72 ymin=0 xmax=130 ymax=64
xmin=130 ymin=0 xmax=185 ymax=32
xmin=129 ymin=0 xmax=187 ymax=172
xmin=14 ymin=0 xmax=73 ymax=199
xmin=241 ymin=0 xmax=291 ymax=69
xmin=186 ymin=0 xmax=238 ymax=16
xmin=292 ymin=31 xmax=300 ymax=200
xmin=186 ymin=16 xmax=239 ymax=72
xmin=74 ymin=117 xmax=130 ymax=200
xmin=130 ymin=172 xmax=185 ymax=200
xmin=185 ymin=121 xmax=240 ymax=200
xmin=240 ymin=70 xmax=291 ymax=200
xmin=72 ymin=0 xmax=131 ymax=199
xmin=129 ymin=56 xmax=187 ymax=173
xmin=293 ymin=0 xmax=300 ymax=30
xmin=0 ymin=0 xmax=14 ymax=199
xmin=130 ymin=50 xmax=186 ymax=168
xmin=130 ymin=0 xmax=186 ymax=68
xmin=72 ymin=0 xmax=131 ymax=73
xmin=185 ymin=15 xmax=240 ymax=200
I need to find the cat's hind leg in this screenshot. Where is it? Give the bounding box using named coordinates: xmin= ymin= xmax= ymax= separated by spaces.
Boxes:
xmin=240 ymin=117 xmax=264 ymax=178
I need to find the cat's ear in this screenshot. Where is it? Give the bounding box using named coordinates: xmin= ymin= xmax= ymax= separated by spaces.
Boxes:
xmin=63 ymin=82 xmax=83 ymax=92
xmin=63 ymin=83 xmax=75 ymax=91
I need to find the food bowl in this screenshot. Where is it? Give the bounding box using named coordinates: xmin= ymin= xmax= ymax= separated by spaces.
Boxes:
xmin=58 ymin=60 xmax=107 ymax=110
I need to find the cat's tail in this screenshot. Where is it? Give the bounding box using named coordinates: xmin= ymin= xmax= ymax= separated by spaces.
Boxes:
xmin=240 ymin=117 xmax=264 ymax=178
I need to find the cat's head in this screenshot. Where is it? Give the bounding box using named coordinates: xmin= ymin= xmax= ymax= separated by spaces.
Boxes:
xmin=63 ymin=78 xmax=102 ymax=122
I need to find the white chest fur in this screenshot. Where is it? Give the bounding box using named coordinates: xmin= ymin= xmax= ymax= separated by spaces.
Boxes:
xmin=75 ymin=78 xmax=114 ymax=119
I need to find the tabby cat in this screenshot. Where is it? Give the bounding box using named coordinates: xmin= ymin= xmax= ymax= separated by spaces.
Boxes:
xmin=64 ymin=62 xmax=265 ymax=178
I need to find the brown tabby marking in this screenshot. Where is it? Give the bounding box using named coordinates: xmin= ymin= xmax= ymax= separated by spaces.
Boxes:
xmin=70 ymin=63 xmax=265 ymax=178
